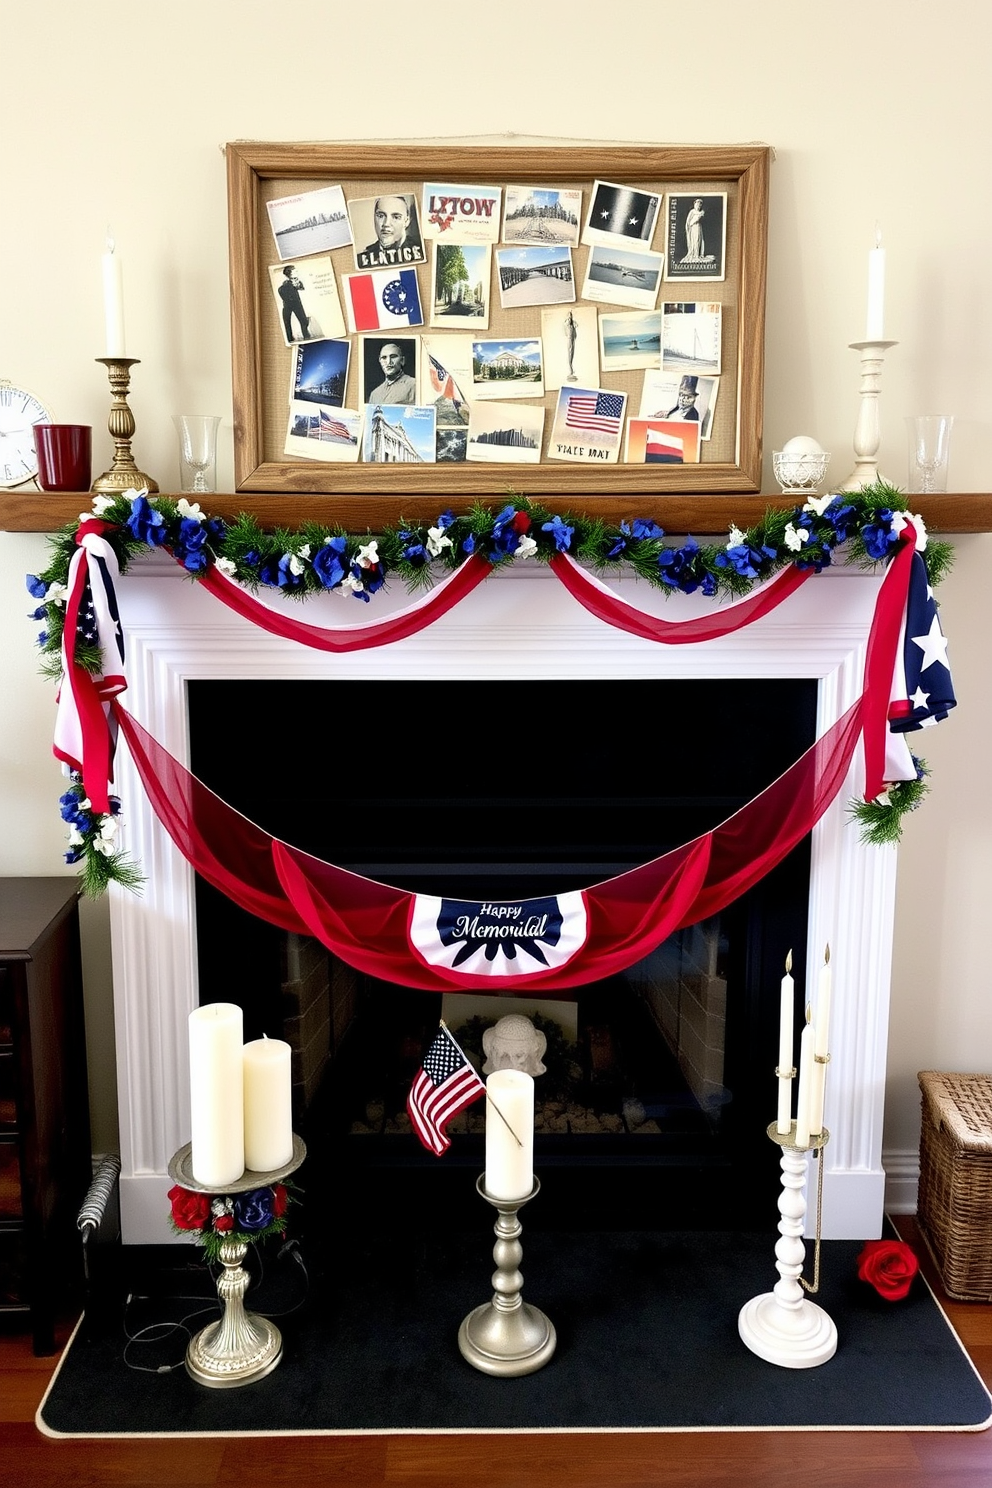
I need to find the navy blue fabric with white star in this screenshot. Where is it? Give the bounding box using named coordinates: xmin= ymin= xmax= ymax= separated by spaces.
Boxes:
xmin=890 ymin=551 xmax=957 ymax=732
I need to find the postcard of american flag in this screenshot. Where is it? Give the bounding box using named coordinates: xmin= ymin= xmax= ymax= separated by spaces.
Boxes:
xmin=284 ymin=401 xmax=362 ymax=462
xmin=548 ymin=386 xmax=627 ymax=464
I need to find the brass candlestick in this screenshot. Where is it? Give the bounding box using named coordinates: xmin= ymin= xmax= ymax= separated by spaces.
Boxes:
xmin=91 ymin=357 xmax=159 ymax=495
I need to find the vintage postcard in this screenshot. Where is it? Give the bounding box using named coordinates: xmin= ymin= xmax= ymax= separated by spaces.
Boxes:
xmin=495 ymin=246 xmax=575 ymax=309
xmin=342 ymin=268 xmax=424 ymax=334
xmin=541 ymin=305 xmax=599 ymax=392
xmin=664 ymin=194 xmax=727 ymax=282
xmin=430 ymin=242 xmax=491 ymax=329
xmin=639 ymin=369 xmax=719 ymax=440
xmin=625 ymin=417 xmax=700 ymax=464
xmin=548 ymin=387 xmax=627 ymax=464
xmin=661 ymin=302 xmax=723 ymax=376
xmin=362 ymin=404 xmax=436 ymax=463
xmin=284 ymin=401 xmax=362 ymax=463
xmin=359 ymin=335 xmax=419 ymax=407
xmin=471 ymin=339 xmax=544 ymax=400
xmin=582 ymin=245 xmax=664 ymax=311
xmin=348 ymin=193 xmax=426 ymax=271
xmin=290 ymin=338 xmax=350 ymax=409
xmin=266 ymin=184 xmax=352 ymax=260
xmin=503 ymin=187 xmax=582 ymax=247
xmin=436 ymin=425 xmax=469 ymax=462
xmin=466 ymin=402 xmax=544 ymax=464
xmin=582 ymin=179 xmax=661 ymax=250
xmin=268 ymin=257 xmax=346 ymax=346
xmin=598 ymin=311 xmax=662 ymax=373
xmin=419 ymin=335 xmax=472 ymax=426
xmin=421 ymin=182 xmax=502 ymax=242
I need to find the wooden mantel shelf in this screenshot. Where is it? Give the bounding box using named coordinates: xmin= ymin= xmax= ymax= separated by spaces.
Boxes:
xmin=3 ymin=490 xmax=992 ymax=536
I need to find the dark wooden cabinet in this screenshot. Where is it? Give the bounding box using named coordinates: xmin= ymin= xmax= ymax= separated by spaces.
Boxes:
xmin=0 ymin=879 xmax=91 ymax=1354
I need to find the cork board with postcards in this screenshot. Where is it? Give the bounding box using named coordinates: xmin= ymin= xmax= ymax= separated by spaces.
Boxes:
xmin=227 ymin=141 xmax=769 ymax=522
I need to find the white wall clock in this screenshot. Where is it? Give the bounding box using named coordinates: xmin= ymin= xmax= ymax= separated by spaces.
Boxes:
xmin=0 ymin=379 xmax=54 ymax=488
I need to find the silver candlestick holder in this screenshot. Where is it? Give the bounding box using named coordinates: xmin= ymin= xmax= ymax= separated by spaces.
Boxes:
xmin=738 ymin=1122 xmax=837 ymax=1369
xmin=458 ymin=1174 xmax=556 ymax=1377
xmin=167 ymin=1134 xmax=305 ymax=1388
xmin=838 ymin=339 xmax=898 ymax=491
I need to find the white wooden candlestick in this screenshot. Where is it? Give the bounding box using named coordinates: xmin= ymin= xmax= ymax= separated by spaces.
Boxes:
xmin=738 ymin=1124 xmax=837 ymax=1369
xmin=839 ymin=339 xmax=898 ymax=491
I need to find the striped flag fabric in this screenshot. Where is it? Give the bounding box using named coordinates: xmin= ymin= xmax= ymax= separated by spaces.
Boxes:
xmin=407 ymin=1021 xmax=485 ymax=1156
xmin=318 ymin=409 xmax=355 ymax=443
xmin=428 ymin=352 xmax=465 ymax=411
xmin=645 ymin=426 xmax=684 ymax=463
xmin=343 ymin=268 xmax=424 ymax=332
xmin=565 ymin=390 xmax=625 ymax=437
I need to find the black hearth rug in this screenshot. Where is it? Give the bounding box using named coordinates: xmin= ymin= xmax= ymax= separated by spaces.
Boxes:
xmin=37 ymin=1228 xmax=991 ymax=1436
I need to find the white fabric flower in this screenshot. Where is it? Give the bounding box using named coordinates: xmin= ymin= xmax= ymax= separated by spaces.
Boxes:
xmin=98 ymin=817 xmax=119 ymax=842
xmin=90 ymin=494 xmax=117 ymax=516
xmin=356 ymin=540 xmax=379 ymax=569
xmin=66 ymin=827 xmax=85 ymax=848
xmin=44 ymin=581 xmax=70 ymax=606
xmin=214 ymin=557 xmax=237 ymax=577
xmin=298 ymin=544 xmax=311 ymax=559
xmin=784 ymin=522 xmax=810 ymax=552
xmin=286 ymin=552 xmax=305 ymax=577
xmin=874 ymin=789 xmax=893 ymax=807
xmin=803 ymin=493 xmax=835 ymax=517
xmin=177 ymin=498 xmax=206 ymax=522
xmin=340 ymin=570 xmax=364 ymax=595
xmin=727 ymin=525 xmax=746 ymax=547
xmin=514 ymin=534 xmax=539 ymax=560
xmin=93 ymin=836 xmax=116 ymax=857
xmin=426 ymin=526 xmax=453 ymax=557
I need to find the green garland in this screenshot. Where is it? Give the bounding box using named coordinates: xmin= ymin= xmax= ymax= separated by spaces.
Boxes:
xmin=27 ymin=481 xmax=951 ymax=885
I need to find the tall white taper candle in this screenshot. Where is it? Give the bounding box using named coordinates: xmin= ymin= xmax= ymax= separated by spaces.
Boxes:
xmin=188 ymin=1002 xmax=244 ymax=1187
xmin=794 ymin=1013 xmax=815 ymax=1149
xmin=484 ymin=1069 xmax=534 ymax=1200
xmin=777 ymin=950 xmax=795 ymax=1135
xmin=102 ymin=234 xmax=126 ymax=357
xmin=243 ymin=1035 xmax=294 ymax=1173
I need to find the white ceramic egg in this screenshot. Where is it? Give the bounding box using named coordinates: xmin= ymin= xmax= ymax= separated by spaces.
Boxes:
xmin=781 ymin=435 xmax=824 ymax=456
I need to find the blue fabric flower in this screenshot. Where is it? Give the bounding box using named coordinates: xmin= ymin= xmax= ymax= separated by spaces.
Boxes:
xmin=37 ymin=629 xmax=48 ymax=647
xmin=125 ymin=494 xmax=168 ymax=547
xmin=26 ymin=574 xmax=48 ymax=599
xmin=631 ymin=518 xmax=664 ymax=541
xmin=657 ymin=537 xmax=713 ymax=594
xmin=173 ymin=517 xmax=210 ymax=573
xmin=435 ymin=510 xmax=456 ymax=531
xmin=28 ymin=605 xmax=47 ymax=621
xmin=820 ymin=498 xmax=858 ymax=546
xmin=462 ymin=532 xmax=477 ymax=555
xmin=312 ymin=537 xmax=348 ymax=589
xmin=489 ymin=504 xmax=522 ymax=559
xmin=714 ymin=540 xmax=778 ymax=580
xmin=541 ymin=516 xmax=574 ymax=553
xmin=232 ymin=1188 xmax=275 ymax=1232
xmin=861 ymin=508 xmax=900 ymax=561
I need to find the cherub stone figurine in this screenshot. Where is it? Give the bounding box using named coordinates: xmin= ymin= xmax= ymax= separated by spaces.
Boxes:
xmin=482 ymin=1014 xmax=547 ymax=1076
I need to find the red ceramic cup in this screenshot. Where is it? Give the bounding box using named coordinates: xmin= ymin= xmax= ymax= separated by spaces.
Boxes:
xmin=33 ymin=423 xmax=92 ymax=492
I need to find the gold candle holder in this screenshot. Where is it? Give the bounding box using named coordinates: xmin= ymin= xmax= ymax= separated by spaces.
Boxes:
xmin=91 ymin=357 xmax=159 ymax=495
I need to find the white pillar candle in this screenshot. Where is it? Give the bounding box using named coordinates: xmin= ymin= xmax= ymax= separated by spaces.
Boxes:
xmin=188 ymin=1002 xmax=244 ymax=1188
xmin=777 ymin=950 xmax=794 ymax=1135
xmin=484 ymin=1069 xmax=534 ymax=1200
xmin=102 ymin=233 xmax=126 ymax=357
xmin=866 ymin=228 xmax=885 ymax=341
xmin=243 ymin=1035 xmax=294 ymax=1173
xmin=794 ymin=1017 xmax=815 ymax=1149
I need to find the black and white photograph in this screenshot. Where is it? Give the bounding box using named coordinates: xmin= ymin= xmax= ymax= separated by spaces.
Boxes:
xmin=284 ymin=401 xmax=362 ymax=463
xmin=640 ymin=369 xmax=719 ymax=440
xmin=598 ymin=310 xmax=662 ymax=372
xmin=502 ymin=187 xmax=582 ymax=247
xmin=360 ymin=336 xmax=419 ymax=407
xmin=421 ymin=181 xmax=501 ymax=242
xmin=581 ymin=245 xmax=664 ymax=311
xmin=664 ymin=193 xmax=727 ymax=281
xmin=661 ymin=302 xmax=723 ymax=376
xmin=430 ymin=243 xmax=491 ymax=328
xmin=436 ymin=426 xmax=468 ymax=462
xmin=266 ymin=184 xmax=352 ymax=260
xmin=541 ymin=305 xmax=599 ymax=391
xmin=471 ymin=339 xmax=544 ymax=400
xmin=290 ymin=338 xmax=350 ymax=409
xmin=582 ymin=178 xmax=661 ymax=249
xmin=348 ymin=193 xmax=426 ymax=271
xmin=419 ymin=335 xmax=472 ymax=426
xmin=495 ymin=246 xmax=575 ymax=309
xmin=549 ymin=386 xmax=627 ymax=464
xmin=267 ymin=257 xmax=346 ymax=345
xmin=362 ymin=404 xmax=436 ymax=463
xmin=466 ymin=402 xmax=544 ymax=464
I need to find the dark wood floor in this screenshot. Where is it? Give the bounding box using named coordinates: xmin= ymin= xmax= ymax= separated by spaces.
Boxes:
xmin=3 ymin=1218 xmax=990 ymax=1488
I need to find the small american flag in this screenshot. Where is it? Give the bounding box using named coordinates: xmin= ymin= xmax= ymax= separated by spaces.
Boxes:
xmin=318 ymin=410 xmax=354 ymax=443
xmin=407 ymin=1021 xmax=485 ymax=1156
xmin=428 ymin=352 xmax=464 ymax=411
xmin=565 ymin=390 xmax=625 ymax=437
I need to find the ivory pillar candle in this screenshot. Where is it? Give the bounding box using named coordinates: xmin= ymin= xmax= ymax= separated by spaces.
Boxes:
xmin=484 ymin=1069 xmax=534 ymax=1200
xmin=243 ymin=1036 xmax=293 ymax=1173
xmin=866 ymin=228 xmax=885 ymax=341
xmin=188 ymin=1002 xmax=244 ymax=1188
xmin=777 ymin=950 xmax=795 ymax=1135
xmin=102 ymin=234 xmax=126 ymax=357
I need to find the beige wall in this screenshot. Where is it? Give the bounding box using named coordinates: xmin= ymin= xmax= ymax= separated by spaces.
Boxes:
xmin=3 ymin=2 xmax=990 ymax=1162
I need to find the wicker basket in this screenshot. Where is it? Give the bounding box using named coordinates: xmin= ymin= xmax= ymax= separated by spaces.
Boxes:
xmin=917 ymin=1070 xmax=992 ymax=1301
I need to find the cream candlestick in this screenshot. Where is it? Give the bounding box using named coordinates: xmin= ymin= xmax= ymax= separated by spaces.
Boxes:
xmin=243 ymin=1035 xmax=293 ymax=1173
xmin=484 ymin=1069 xmax=534 ymax=1200
xmin=188 ymin=1002 xmax=244 ymax=1188
xmin=777 ymin=950 xmax=795 ymax=1135
xmin=102 ymin=234 xmax=126 ymax=358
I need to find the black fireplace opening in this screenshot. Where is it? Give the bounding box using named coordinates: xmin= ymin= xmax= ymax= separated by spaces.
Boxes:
xmin=189 ymin=678 xmax=817 ymax=1231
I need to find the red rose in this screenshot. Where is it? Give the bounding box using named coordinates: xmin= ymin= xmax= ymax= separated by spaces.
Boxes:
xmin=857 ymin=1239 xmax=919 ymax=1300
xmin=168 ymin=1183 xmax=211 ymax=1231
xmin=213 ymin=1213 xmax=235 ymax=1232
xmin=272 ymin=1184 xmax=288 ymax=1217
xmin=511 ymin=511 xmax=531 ymax=533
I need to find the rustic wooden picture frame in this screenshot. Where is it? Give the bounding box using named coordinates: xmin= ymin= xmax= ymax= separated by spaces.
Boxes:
xmin=226 ymin=141 xmax=770 ymax=526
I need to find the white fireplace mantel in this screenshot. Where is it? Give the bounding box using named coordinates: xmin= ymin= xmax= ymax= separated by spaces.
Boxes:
xmin=109 ymin=554 xmax=896 ymax=1243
